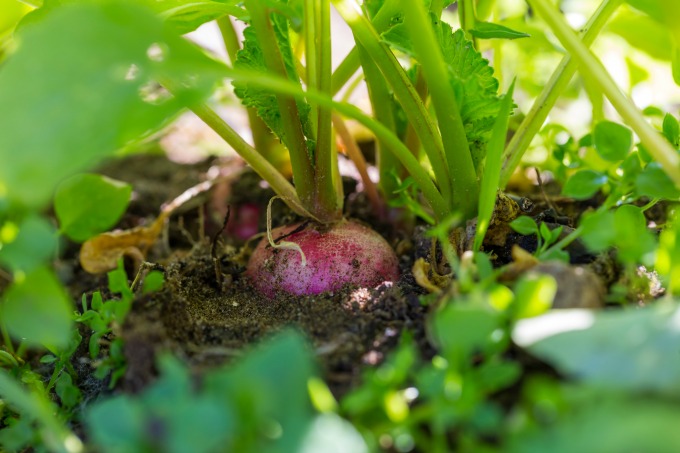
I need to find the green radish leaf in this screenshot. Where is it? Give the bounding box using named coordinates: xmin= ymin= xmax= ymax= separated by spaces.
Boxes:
xmin=474 ymin=80 xmax=516 ymax=251
xmin=0 ymin=1 xmax=225 ymax=210
xmin=0 ymin=215 xmax=56 ymax=273
xmin=470 ymin=21 xmax=530 ymax=40
xmin=636 ymin=163 xmax=680 ymax=200
xmin=662 ymin=113 xmax=680 ymax=147
xmin=510 ymin=216 xmax=538 ymax=236
xmin=0 ymin=267 xmax=73 ymax=349
xmin=54 ymin=173 xmax=132 ymax=242
xmin=562 ymin=170 xmax=608 ymax=199
xmin=593 ymin=121 xmax=633 ymax=161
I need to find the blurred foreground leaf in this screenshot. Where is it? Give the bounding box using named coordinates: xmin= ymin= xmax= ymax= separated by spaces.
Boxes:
xmin=513 ymin=304 xmax=680 ymax=394
xmin=0 ymin=267 xmax=72 ymax=349
xmin=0 ymin=1 xmax=224 ymax=209
xmin=54 ymin=173 xmax=132 ymax=242
xmin=510 ymin=392 xmax=680 ymax=453
xmin=88 ymin=330 xmax=317 ymax=453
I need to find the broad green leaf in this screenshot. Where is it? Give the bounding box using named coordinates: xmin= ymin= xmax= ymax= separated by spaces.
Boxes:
xmin=1 ymin=267 xmax=72 ymax=349
xmin=580 ymin=205 xmax=655 ymax=263
xmin=613 ymin=204 xmax=656 ymax=264
xmin=514 ymin=304 xmax=680 ymax=394
xmin=512 ymin=274 xmax=556 ymax=319
xmin=579 ymin=209 xmax=616 ymax=253
xmin=593 ymin=121 xmax=633 ymax=161
xmin=626 ymin=0 xmax=680 ymax=30
xmin=203 ymin=330 xmax=316 ymax=453
xmin=607 ymin=9 xmax=674 ymax=61
xmin=474 ymin=80 xmax=516 ymax=251
xmin=509 ymin=215 xmax=538 ymax=236
xmin=470 ymin=21 xmax=530 ymax=40
xmin=432 ymin=304 xmax=500 ymax=361
xmin=0 ymin=1 xmax=225 ymax=209
xmin=510 ymin=393 xmax=680 ymax=453
xmin=635 ymin=162 xmax=680 ymax=200
xmin=0 ymin=0 xmax=30 ymax=34
xmin=54 ymin=173 xmax=132 ymax=242
xmin=561 ymin=170 xmax=608 ymax=199
xmin=87 ymin=396 xmax=147 ymax=453
xmin=0 ymin=215 xmax=56 ymax=273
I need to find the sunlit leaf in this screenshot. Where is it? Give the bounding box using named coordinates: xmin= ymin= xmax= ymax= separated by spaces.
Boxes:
xmin=512 ymin=274 xmax=556 ymax=319
xmin=509 ymin=215 xmax=538 ymax=236
xmin=562 ymin=170 xmax=608 ymax=199
xmin=593 ymin=121 xmax=633 ymax=162
xmin=54 ymin=174 xmax=132 ymax=242
xmin=0 ymin=215 xmax=56 ymax=273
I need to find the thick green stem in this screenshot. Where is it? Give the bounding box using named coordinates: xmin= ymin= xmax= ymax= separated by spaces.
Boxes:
xmin=500 ymin=0 xmax=623 ymax=187
xmin=333 ymin=0 xmax=453 ymax=206
xmin=402 ymin=0 xmax=479 ymax=219
xmin=304 ymin=0 xmax=319 ymax=132
xmin=244 ymin=0 xmax=317 ymax=209
xmin=527 ymin=0 xmax=680 ymax=186
xmin=458 ymin=0 xmax=477 ymax=43
xmin=310 ymin=0 xmax=340 ymax=219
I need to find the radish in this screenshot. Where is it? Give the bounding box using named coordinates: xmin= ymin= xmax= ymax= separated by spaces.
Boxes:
xmin=246 ymin=219 xmax=399 ymax=297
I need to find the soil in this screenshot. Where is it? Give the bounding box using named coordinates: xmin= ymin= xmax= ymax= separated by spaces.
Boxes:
xmin=59 ymin=152 xmax=661 ymax=402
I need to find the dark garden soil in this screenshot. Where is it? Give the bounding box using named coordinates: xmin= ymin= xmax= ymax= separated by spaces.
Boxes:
xmin=61 ymin=152 xmax=662 ymax=401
